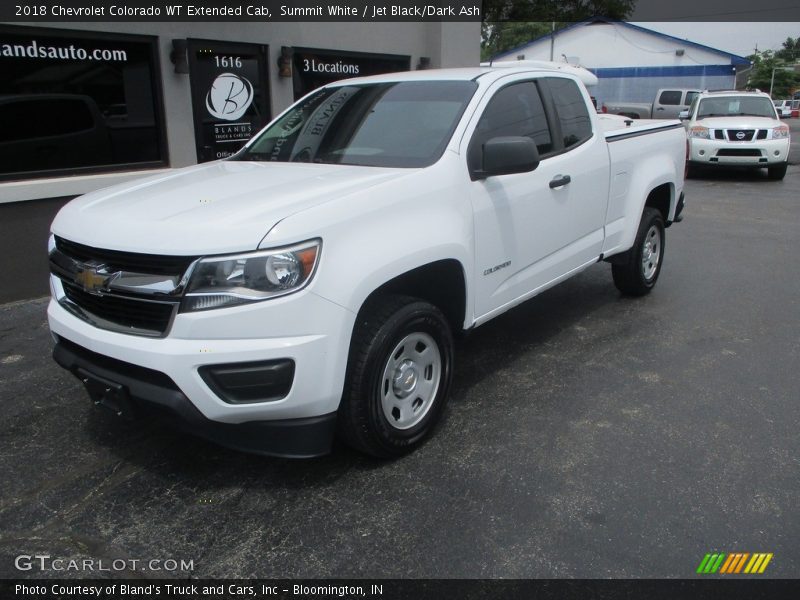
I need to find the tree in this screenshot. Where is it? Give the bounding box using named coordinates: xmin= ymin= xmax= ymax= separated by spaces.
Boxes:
xmin=481 ymin=0 xmax=637 ymax=61
xmin=746 ymin=49 xmax=799 ymax=98
xmin=776 ymin=36 xmax=800 ymax=62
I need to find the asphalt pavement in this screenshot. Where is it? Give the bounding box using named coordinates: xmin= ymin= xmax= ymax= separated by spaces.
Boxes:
xmin=0 ymin=121 xmax=799 ymax=579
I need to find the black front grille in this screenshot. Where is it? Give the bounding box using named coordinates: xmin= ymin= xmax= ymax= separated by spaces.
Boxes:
xmin=714 ymin=130 xmax=725 ymax=140
xmin=55 ymin=236 xmax=197 ymax=276
xmin=717 ymin=149 xmax=762 ymax=157
xmin=727 ymin=129 xmax=755 ymax=141
xmin=756 ymin=130 xmax=768 ymax=140
xmin=63 ymin=283 xmax=176 ymax=335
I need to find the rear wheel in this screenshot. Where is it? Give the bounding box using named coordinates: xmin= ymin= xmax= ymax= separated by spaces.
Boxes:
xmin=337 ymin=295 xmax=454 ymax=457
xmin=768 ymin=163 xmax=787 ymax=180
xmin=612 ymin=207 xmax=665 ymax=296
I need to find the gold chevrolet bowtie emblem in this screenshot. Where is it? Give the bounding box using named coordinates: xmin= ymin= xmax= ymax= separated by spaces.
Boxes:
xmin=75 ymin=266 xmax=108 ymax=293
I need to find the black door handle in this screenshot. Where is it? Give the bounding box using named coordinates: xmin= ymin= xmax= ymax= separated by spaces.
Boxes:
xmin=549 ymin=175 xmax=571 ymax=189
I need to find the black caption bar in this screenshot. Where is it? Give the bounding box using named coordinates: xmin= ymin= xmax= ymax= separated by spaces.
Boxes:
xmin=3 ymin=0 xmax=800 ymax=22
xmin=1 ymin=0 xmax=482 ymax=22
xmin=3 ymin=579 xmax=800 ymax=600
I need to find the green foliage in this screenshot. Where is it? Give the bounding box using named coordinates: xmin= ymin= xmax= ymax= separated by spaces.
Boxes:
xmin=481 ymin=0 xmax=636 ymax=61
xmin=746 ymin=48 xmax=799 ymax=98
xmin=481 ymin=22 xmax=551 ymax=61
xmin=776 ymin=36 xmax=800 ymax=62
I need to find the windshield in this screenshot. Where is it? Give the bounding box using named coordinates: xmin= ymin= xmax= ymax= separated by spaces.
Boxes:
xmin=697 ymin=96 xmax=777 ymax=119
xmin=235 ymin=80 xmax=477 ymax=168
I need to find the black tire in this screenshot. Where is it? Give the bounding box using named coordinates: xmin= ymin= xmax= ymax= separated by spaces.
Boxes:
xmin=768 ymin=163 xmax=787 ymax=180
xmin=612 ymin=207 xmax=665 ymax=296
xmin=686 ymin=164 xmax=699 ymax=179
xmin=337 ymin=295 xmax=454 ymax=458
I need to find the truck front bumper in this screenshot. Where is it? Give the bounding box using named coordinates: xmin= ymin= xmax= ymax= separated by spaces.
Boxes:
xmin=689 ymin=137 xmax=789 ymax=167
xmin=53 ymin=336 xmax=337 ymax=457
xmin=47 ymin=285 xmax=356 ymax=457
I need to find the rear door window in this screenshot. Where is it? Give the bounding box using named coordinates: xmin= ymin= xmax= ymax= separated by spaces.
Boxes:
xmin=543 ymin=77 xmax=592 ymax=149
xmin=658 ymin=90 xmax=682 ymax=105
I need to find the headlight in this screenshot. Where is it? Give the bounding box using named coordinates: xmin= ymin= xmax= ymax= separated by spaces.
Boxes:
xmin=688 ymin=126 xmax=709 ymax=139
xmin=181 ymin=239 xmax=321 ymax=312
xmin=772 ymin=125 xmax=790 ymax=140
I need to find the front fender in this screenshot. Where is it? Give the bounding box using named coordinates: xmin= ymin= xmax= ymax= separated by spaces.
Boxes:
xmin=260 ymin=155 xmax=475 ymax=328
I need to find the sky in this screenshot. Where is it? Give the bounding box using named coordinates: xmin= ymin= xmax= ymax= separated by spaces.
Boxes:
xmin=631 ymin=22 xmax=800 ymax=58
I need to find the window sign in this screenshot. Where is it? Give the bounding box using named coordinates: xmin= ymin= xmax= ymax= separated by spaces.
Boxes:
xmin=292 ymin=48 xmax=410 ymax=100
xmin=0 ymin=26 xmax=166 ymax=181
xmin=188 ymin=40 xmax=270 ymax=162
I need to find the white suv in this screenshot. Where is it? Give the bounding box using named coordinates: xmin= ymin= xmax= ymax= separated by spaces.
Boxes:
xmin=681 ymin=91 xmax=790 ymax=180
xmin=774 ymin=99 xmax=792 ymax=118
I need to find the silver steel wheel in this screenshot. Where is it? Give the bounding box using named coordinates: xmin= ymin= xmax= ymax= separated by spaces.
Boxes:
xmin=380 ymin=332 xmax=442 ymax=430
xmin=641 ymin=224 xmax=661 ymax=281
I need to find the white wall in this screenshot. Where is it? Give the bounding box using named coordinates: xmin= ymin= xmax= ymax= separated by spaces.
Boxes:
xmin=498 ymin=22 xmax=734 ymax=69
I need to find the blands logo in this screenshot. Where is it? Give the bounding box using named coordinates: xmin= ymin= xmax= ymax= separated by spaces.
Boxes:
xmin=206 ymin=73 xmax=254 ymax=121
xmin=696 ymin=552 xmax=773 ymax=574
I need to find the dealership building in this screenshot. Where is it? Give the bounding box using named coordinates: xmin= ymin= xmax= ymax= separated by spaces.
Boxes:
xmin=493 ymin=18 xmax=751 ymax=108
xmin=0 ymin=20 xmax=479 ymax=302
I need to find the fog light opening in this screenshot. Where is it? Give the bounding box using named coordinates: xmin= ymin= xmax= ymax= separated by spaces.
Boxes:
xmin=198 ymin=359 xmax=295 ymax=404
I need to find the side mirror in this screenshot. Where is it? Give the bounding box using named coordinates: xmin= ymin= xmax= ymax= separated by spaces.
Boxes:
xmin=679 ymin=110 xmax=689 ymax=120
xmin=475 ymin=136 xmax=540 ymax=180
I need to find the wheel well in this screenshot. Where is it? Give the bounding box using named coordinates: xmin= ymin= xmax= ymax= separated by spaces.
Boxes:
xmin=360 ymin=260 xmax=467 ymax=332
xmin=645 ymin=183 xmax=672 ymax=222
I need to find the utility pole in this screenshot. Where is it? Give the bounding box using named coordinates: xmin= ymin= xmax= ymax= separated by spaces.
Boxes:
xmin=769 ymin=65 xmax=796 ymax=97
xmin=549 ymin=21 xmax=555 ymax=61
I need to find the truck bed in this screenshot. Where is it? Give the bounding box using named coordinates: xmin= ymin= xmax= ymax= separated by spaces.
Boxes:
xmin=597 ymin=114 xmax=683 ymax=139
xmin=598 ymin=115 xmax=686 ymax=259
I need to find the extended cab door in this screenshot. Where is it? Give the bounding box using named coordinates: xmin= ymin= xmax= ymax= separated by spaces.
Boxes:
xmin=467 ymin=75 xmax=610 ymax=321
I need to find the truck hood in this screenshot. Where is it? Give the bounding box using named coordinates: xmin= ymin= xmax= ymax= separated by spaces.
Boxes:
xmin=52 ymin=161 xmax=410 ymax=255
xmin=696 ymin=116 xmax=780 ymax=129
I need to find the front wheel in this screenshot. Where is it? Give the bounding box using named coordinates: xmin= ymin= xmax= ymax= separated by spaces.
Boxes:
xmin=612 ymin=207 xmax=665 ymax=296
xmin=337 ymin=295 xmax=454 ymax=457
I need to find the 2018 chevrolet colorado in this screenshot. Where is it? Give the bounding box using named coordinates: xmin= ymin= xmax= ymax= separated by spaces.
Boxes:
xmin=48 ymin=65 xmax=687 ymax=458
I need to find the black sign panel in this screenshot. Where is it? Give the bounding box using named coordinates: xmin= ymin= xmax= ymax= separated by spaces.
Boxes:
xmin=188 ymin=40 xmax=270 ymax=162
xmin=292 ymin=47 xmax=410 ymax=99
xmin=0 ymin=26 xmax=166 ymax=180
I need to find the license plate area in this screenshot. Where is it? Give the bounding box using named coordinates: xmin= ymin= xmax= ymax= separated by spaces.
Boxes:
xmin=76 ymin=367 xmax=136 ymax=419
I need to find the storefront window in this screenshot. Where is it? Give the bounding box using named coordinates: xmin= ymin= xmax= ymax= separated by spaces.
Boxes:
xmin=0 ymin=26 xmax=166 ymax=180
xmin=292 ymin=48 xmax=410 ymax=100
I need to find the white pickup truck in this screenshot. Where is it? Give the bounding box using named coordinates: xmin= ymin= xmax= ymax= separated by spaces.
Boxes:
xmin=48 ymin=65 xmax=686 ymax=458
